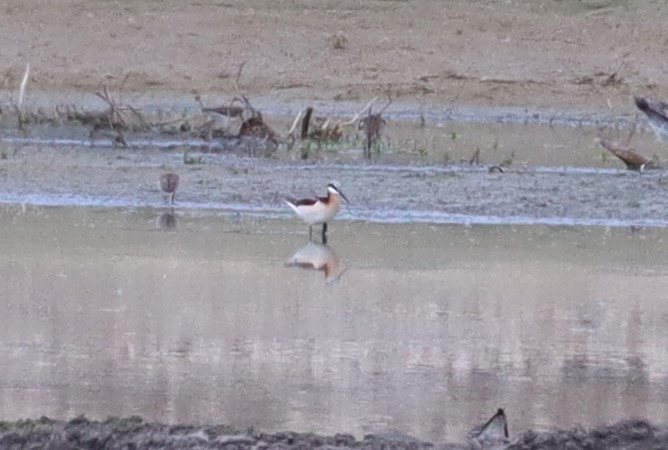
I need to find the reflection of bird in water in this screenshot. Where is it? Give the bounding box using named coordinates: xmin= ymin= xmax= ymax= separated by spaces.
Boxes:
xmin=285 ymin=181 xmax=349 ymax=244
xmin=467 ymin=408 xmax=509 ymax=448
xmin=160 ymin=172 xmax=180 ymax=204
xmin=598 ymin=138 xmax=659 ymax=172
xmin=634 ymin=96 xmax=668 ymax=141
xmin=630 ymin=225 xmax=649 ymax=236
xmin=285 ymin=241 xmax=347 ymax=283
xmin=157 ymin=209 xmax=177 ymax=230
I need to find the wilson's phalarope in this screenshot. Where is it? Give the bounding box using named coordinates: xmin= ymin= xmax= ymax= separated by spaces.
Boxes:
xmin=634 ymin=96 xmax=668 ymax=141
xmin=160 ymin=172 xmax=180 ymax=204
xmin=285 ymin=181 xmax=349 ymax=242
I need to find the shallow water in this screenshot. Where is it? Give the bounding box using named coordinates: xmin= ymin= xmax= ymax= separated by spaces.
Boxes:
xmin=0 ymin=206 xmax=666 ymax=442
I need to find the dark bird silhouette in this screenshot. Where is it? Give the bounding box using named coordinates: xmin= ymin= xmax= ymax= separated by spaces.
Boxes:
xmin=468 ymin=408 xmax=509 ymax=448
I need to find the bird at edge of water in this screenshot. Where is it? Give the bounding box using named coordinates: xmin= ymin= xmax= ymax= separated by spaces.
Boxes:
xmin=467 ymin=407 xmax=510 ymax=448
xmin=285 ymin=181 xmax=349 ymax=243
xmin=160 ymin=172 xmax=180 ymax=204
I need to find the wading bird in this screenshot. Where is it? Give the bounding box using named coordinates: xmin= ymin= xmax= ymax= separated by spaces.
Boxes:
xmin=160 ymin=172 xmax=180 ymax=204
xmin=285 ymin=181 xmax=349 ymax=243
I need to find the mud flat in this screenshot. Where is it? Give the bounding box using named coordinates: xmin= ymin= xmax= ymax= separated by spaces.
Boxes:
xmin=0 ymin=416 xmax=666 ymax=449
xmin=0 ymin=140 xmax=667 ymax=227
xmin=2 ymin=0 xmax=668 ymax=112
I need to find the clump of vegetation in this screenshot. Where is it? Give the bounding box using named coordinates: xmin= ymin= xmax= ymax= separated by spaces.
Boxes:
xmin=331 ymin=33 xmax=348 ymax=50
xmin=500 ymin=151 xmax=516 ymax=168
xmin=183 ymin=152 xmax=204 ymax=165
xmin=600 ymin=151 xmax=609 ymax=165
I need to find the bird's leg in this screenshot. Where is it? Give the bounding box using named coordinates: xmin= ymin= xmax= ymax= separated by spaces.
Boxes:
xmin=321 ymin=223 xmax=329 ymax=244
xmin=309 ymin=225 xmax=313 ymax=241
xmin=171 ymin=192 xmax=176 ymax=204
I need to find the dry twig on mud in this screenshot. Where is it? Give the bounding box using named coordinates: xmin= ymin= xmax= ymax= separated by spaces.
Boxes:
xmin=233 ymin=61 xmax=247 ymax=93
xmin=94 ymin=85 xmax=148 ymax=131
xmin=88 ymin=84 xmax=150 ymax=146
xmin=359 ymin=96 xmax=391 ymax=159
xmin=15 ymin=63 xmax=30 ymax=130
xmin=286 ymin=98 xmax=378 ymax=144
xmin=198 ymin=77 xmax=279 ymax=144
xmin=470 ymin=148 xmax=481 ymax=165
xmin=196 ymin=95 xmax=246 ymax=140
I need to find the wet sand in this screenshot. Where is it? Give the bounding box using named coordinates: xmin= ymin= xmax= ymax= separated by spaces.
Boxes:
xmin=0 ymin=141 xmax=667 ymax=227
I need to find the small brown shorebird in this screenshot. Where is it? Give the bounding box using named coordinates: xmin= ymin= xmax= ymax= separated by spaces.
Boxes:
xmin=634 ymin=96 xmax=668 ymax=141
xmin=160 ymin=172 xmax=180 ymax=204
xmin=598 ymin=138 xmax=660 ymax=172
xmin=468 ymin=408 xmax=509 ymax=446
xmin=358 ymin=97 xmax=391 ymax=159
xmin=285 ymin=181 xmax=349 ymax=243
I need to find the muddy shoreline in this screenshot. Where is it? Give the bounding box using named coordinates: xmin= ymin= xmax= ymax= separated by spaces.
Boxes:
xmin=0 ymin=139 xmax=666 ymax=227
xmin=0 ymin=416 xmax=665 ymax=450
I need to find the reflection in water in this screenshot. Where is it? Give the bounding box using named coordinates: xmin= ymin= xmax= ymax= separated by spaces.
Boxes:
xmin=285 ymin=241 xmax=346 ymax=283
xmin=157 ymin=209 xmax=177 ymax=230
xmin=0 ymin=210 xmax=667 ymax=442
